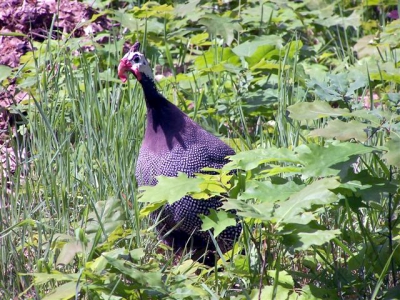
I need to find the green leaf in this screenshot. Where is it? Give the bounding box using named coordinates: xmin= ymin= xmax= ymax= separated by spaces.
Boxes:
xmin=140 ymin=202 xmax=165 ymax=217
xmin=85 ymin=197 xmax=126 ymax=241
xmin=21 ymin=272 xmax=80 ymax=285
xmin=341 ymin=170 xmax=398 ymax=202
xmin=281 ymin=223 xmax=341 ymax=250
xmin=104 ymin=255 xmax=166 ymax=292
xmin=266 ymin=270 xmax=294 ymax=289
xmin=225 ymin=147 xmax=300 ymax=171
xmin=199 ymin=14 xmax=242 ymax=46
xmin=194 ymin=47 xmax=240 ymax=69
xmin=139 ymin=172 xmax=203 ymax=204
xmin=42 ymin=281 xmax=79 ymax=300
xmin=287 ymin=101 xmax=349 ymax=120
xmin=273 ymin=178 xmax=340 ymax=225
xmin=309 ymin=119 xmax=369 ymax=142
xmin=200 ymin=209 xmax=237 ymax=238
xmin=0 ymin=65 xmax=12 ymax=82
xmin=383 ymin=134 xmax=400 ymax=168
xmin=232 ymin=35 xmax=282 ymax=58
xmin=56 ymin=241 xmax=84 ymax=266
xmin=240 ymin=180 xmax=305 ymax=202
xmin=297 ymin=142 xmax=377 ymax=177
xmin=223 ymin=199 xmax=275 ymax=221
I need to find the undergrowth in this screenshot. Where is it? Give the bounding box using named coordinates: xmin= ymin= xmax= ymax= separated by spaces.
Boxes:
xmin=0 ymin=0 xmax=399 ymax=299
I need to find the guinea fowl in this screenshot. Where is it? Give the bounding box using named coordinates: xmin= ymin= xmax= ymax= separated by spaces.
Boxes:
xmin=118 ymin=42 xmax=242 ymax=264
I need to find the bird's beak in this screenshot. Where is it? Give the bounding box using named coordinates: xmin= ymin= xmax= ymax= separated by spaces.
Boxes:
xmin=118 ymin=58 xmax=142 ymax=82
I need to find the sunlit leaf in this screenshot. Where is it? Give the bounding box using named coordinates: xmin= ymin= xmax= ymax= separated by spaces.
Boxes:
xmin=225 ymin=147 xmax=300 ymax=171
xmin=139 ymin=172 xmax=203 ymax=204
xmin=42 ymin=281 xmax=79 ymax=300
xmin=281 ymin=223 xmax=341 ymax=250
xmin=240 ymin=180 xmax=305 ymax=202
xmin=199 ymin=14 xmax=242 ymax=46
xmin=56 ymin=241 xmax=84 ymax=266
xmin=309 ymin=119 xmax=369 ymax=142
xmin=273 ymin=177 xmax=340 ymax=225
xmin=0 ymin=65 xmax=12 ymax=82
xmin=383 ymin=134 xmax=400 ymax=168
xmin=287 ymin=101 xmax=349 ymax=120
xmin=297 ymin=142 xmax=377 ymax=177
xmin=200 ymin=209 xmax=237 ymax=238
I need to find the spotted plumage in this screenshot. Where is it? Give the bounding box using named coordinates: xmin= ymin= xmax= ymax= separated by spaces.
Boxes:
xmin=118 ymin=43 xmax=242 ymax=260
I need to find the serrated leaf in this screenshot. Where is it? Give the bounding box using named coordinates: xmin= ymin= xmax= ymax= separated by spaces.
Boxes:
xmin=240 ymin=180 xmax=305 ymax=202
xmin=297 ymin=142 xmax=377 ymax=177
xmin=383 ymin=135 xmax=400 ymax=168
xmin=223 ymin=199 xmax=275 ymax=221
xmin=104 ymin=255 xmax=166 ymax=291
xmin=341 ymin=170 xmax=398 ymax=202
xmin=139 ymin=172 xmax=203 ymax=204
xmin=287 ymin=101 xmax=349 ymax=120
xmin=200 ymin=209 xmax=237 ymax=238
xmin=140 ymin=202 xmax=165 ymax=217
xmin=310 ymin=119 xmax=369 ymax=142
xmin=225 ymin=147 xmax=300 ymax=171
xmin=273 ymin=178 xmax=340 ymax=225
xmin=199 ymin=14 xmax=242 ymax=46
xmin=282 ymin=223 xmax=341 ymax=250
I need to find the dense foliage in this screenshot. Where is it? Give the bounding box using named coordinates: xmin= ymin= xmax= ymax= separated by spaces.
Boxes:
xmin=1 ymin=0 xmax=399 ymax=299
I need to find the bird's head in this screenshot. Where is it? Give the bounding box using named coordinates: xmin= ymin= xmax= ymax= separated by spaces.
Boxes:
xmin=118 ymin=42 xmax=154 ymax=83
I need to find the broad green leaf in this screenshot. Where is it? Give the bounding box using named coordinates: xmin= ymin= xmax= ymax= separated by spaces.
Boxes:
xmin=42 ymin=281 xmax=79 ymax=300
xmin=87 ymin=248 xmax=126 ymax=274
xmin=199 ymin=14 xmax=242 ymax=46
xmin=140 ymin=202 xmax=165 ymax=217
xmin=288 ymin=101 xmax=349 ymax=120
xmin=273 ymin=178 xmax=340 ymax=225
xmin=174 ymin=0 xmax=201 ymax=18
xmin=309 ymin=119 xmax=369 ymax=142
xmin=104 ymin=255 xmax=166 ymax=291
xmin=282 ymin=225 xmax=341 ymax=250
xmin=296 ymin=142 xmax=377 ymax=177
xmin=0 ymin=65 xmax=12 ymax=82
xmin=341 ymin=170 xmax=398 ymax=202
xmin=232 ymin=35 xmax=282 ymax=58
xmin=85 ymin=197 xmax=126 ymax=241
xmin=194 ymin=47 xmax=240 ymax=69
xmin=383 ymin=134 xmax=400 ymax=168
xmin=189 ymin=32 xmax=209 ymax=46
xmin=240 ymin=180 xmax=305 ymax=202
xmin=301 ymin=284 xmax=338 ymax=299
xmin=225 ymin=147 xmax=300 ymax=171
xmin=223 ymin=199 xmax=275 ymax=221
xmin=56 ymin=241 xmax=84 ymax=266
xmin=21 ymin=272 xmax=80 ymax=285
xmin=129 ymin=248 xmax=146 ymax=261
xmin=132 ymin=3 xmax=174 ymax=18
xmin=251 ymin=285 xmax=298 ymax=300
xmin=266 ymin=270 xmax=294 ymax=289
xmin=200 ymin=209 xmax=237 ymax=238
xmin=139 ymin=173 xmax=203 ymax=204
xmin=285 ymin=40 xmax=303 ymax=59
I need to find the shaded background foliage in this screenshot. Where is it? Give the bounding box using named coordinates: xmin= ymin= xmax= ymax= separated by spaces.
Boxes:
xmin=0 ymin=0 xmax=399 ymax=299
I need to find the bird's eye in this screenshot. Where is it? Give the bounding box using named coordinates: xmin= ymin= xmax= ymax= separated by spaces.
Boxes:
xmin=133 ymin=55 xmax=140 ymax=63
